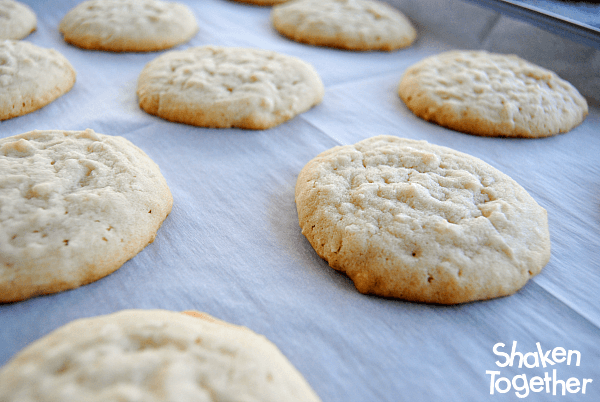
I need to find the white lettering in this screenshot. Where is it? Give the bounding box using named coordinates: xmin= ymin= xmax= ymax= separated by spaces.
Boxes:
xmin=523 ymin=351 xmax=539 ymax=368
xmin=496 ymin=377 xmax=511 ymax=394
xmin=567 ymin=349 xmax=581 ymax=366
xmin=566 ymin=378 xmax=580 ymax=393
xmin=552 ymin=347 xmax=566 ymax=363
xmin=544 ymin=371 xmax=552 ymax=393
xmin=536 ymin=342 xmax=555 ymax=368
xmin=486 ymin=370 xmax=500 ymax=394
xmin=529 ymin=376 xmax=544 ymax=393
xmin=488 ymin=342 xmax=590 ymax=398
xmin=493 ymin=343 xmax=510 ymax=367
xmin=511 ymin=341 xmax=525 ymax=368
xmin=512 ymin=374 xmax=529 ymax=398
xmin=553 ymin=369 xmax=566 ymax=396
xmin=583 ymin=379 xmax=592 ymax=394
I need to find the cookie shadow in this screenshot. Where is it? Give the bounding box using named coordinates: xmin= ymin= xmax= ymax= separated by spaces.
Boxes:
xmin=265 ymin=182 xmax=360 ymax=293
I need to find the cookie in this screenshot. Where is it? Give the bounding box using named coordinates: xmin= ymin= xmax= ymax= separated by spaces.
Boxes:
xmin=0 ymin=129 xmax=173 ymax=303
xmin=398 ymin=50 xmax=588 ymax=138
xmin=295 ymin=135 xmax=551 ymax=304
xmin=271 ymin=0 xmax=416 ymax=51
xmin=137 ymin=45 xmax=324 ymax=129
xmin=232 ymin=0 xmax=289 ymax=5
xmin=0 ymin=40 xmax=75 ymax=121
xmin=58 ymin=0 xmax=198 ymax=52
xmin=0 ymin=309 xmax=322 ymax=402
xmin=0 ymin=0 xmax=36 ymax=40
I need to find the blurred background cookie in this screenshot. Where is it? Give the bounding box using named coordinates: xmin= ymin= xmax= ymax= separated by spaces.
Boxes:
xmin=59 ymin=0 xmax=198 ymax=52
xmin=398 ymin=50 xmax=588 ymax=137
xmin=271 ymin=0 xmax=416 ymax=51
xmin=231 ymin=0 xmax=289 ymax=5
xmin=0 ymin=129 xmax=173 ymax=303
xmin=137 ymin=45 xmax=324 ymax=129
xmin=0 ymin=40 xmax=75 ymax=121
xmin=295 ymin=135 xmax=551 ymax=304
xmin=0 ymin=309 xmax=322 ymax=402
xmin=0 ymin=0 xmax=36 ymax=40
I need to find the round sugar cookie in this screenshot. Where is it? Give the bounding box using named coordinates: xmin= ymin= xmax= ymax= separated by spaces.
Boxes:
xmin=0 ymin=0 xmax=36 ymax=40
xmin=0 ymin=40 xmax=75 ymax=121
xmin=0 ymin=129 xmax=173 ymax=303
xmin=0 ymin=309 xmax=322 ymax=402
xmin=295 ymin=135 xmax=551 ymax=304
xmin=398 ymin=50 xmax=588 ymax=138
xmin=271 ymin=0 xmax=416 ymax=51
xmin=232 ymin=0 xmax=289 ymax=5
xmin=137 ymin=45 xmax=324 ymax=129
xmin=58 ymin=0 xmax=198 ymax=52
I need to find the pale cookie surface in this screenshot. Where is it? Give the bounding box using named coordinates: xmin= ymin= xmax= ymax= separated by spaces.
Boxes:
xmin=0 ymin=129 xmax=173 ymax=303
xmin=271 ymin=0 xmax=416 ymax=51
xmin=0 ymin=309 xmax=322 ymax=402
xmin=0 ymin=40 xmax=75 ymax=121
xmin=59 ymin=0 xmax=198 ymax=52
xmin=137 ymin=45 xmax=324 ymax=129
xmin=295 ymin=135 xmax=551 ymax=304
xmin=398 ymin=50 xmax=588 ymax=138
xmin=0 ymin=0 xmax=36 ymax=40
xmin=232 ymin=0 xmax=289 ymax=5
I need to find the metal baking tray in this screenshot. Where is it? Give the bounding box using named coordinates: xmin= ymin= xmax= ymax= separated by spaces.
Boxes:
xmin=464 ymin=0 xmax=600 ymax=49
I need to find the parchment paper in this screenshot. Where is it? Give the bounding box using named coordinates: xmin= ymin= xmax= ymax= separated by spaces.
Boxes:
xmin=1 ymin=0 xmax=599 ymax=401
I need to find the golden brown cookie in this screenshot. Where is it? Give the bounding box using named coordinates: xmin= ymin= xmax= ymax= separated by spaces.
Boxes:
xmin=398 ymin=50 xmax=588 ymax=137
xmin=271 ymin=0 xmax=416 ymax=51
xmin=232 ymin=0 xmax=289 ymax=5
xmin=59 ymin=0 xmax=198 ymax=52
xmin=0 ymin=309 xmax=322 ymax=402
xmin=0 ymin=129 xmax=173 ymax=303
xmin=137 ymin=45 xmax=324 ymax=129
xmin=295 ymin=135 xmax=551 ymax=304
xmin=0 ymin=40 xmax=75 ymax=121
xmin=0 ymin=0 xmax=36 ymax=40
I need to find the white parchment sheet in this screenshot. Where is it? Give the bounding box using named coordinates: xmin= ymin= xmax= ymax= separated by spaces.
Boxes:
xmin=1 ymin=0 xmax=599 ymax=401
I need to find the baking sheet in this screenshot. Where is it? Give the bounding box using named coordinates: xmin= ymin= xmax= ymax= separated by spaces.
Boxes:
xmin=499 ymin=0 xmax=600 ymax=31
xmin=461 ymin=0 xmax=600 ymax=51
xmin=1 ymin=0 xmax=599 ymax=401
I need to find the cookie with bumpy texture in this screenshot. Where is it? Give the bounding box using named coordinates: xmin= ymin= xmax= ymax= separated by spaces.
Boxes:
xmin=0 ymin=309 xmax=322 ymax=402
xmin=59 ymin=0 xmax=197 ymax=52
xmin=137 ymin=45 xmax=324 ymax=129
xmin=271 ymin=0 xmax=416 ymax=51
xmin=232 ymin=0 xmax=289 ymax=5
xmin=0 ymin=0 xmax=36 ymax=40
xmin=295 ymin=135 xmax=551 ymax=304
xmin=398 ymin=50 xmax=588 ymax=137
xmin=0 ymin=40 xmax=75 ymax=121
xmin=0 ymin=129 xmax=173 ymax=303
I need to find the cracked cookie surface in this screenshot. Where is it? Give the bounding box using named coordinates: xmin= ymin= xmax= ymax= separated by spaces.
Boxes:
xmin=0 ymin=40 xmax=75 ymax=121
xmin=59 ymin=0 xmax=197 ymax=52
xmin=295 ymin=135 xmax=550 ymax=304
xmin=398 ymin=50 xmax=588 ymax=137
xmin=0 ymin=309 xmax=322 ymax=402
xmin=0 ymin=0 xmax=36 ymax=40
xmin=137 ymin=45 xmax=324 ymax=129
xmin=271 ymin=0 xmax=416 ymax=51
xmin=0 ymin=129 xmax=173 ymax=302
